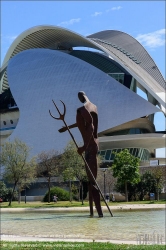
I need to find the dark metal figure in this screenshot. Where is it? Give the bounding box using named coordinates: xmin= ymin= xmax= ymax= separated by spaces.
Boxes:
xmin=49 ymin=93 xmax=113 ymax=217
xmin=59 ymin=91 xmax=103 ymax=217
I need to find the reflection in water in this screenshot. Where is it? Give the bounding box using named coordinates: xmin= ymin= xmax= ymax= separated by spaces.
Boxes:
xmin=1 ymin=210 xmax=165 ymax=241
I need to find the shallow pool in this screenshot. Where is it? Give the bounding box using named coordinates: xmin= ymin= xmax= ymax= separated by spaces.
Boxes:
xmin=1 ymin=209 xmax=165 ymax=242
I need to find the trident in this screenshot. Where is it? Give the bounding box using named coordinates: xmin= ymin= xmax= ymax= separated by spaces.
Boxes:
xmin=49 ymin=100 xmax=113 ymax=217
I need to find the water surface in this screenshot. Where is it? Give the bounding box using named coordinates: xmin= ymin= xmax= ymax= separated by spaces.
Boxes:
xmin=1 ymin=210 xmax=165 ymax=242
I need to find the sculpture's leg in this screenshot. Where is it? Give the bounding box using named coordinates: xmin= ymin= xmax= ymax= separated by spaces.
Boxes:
xmin=85 ymin=147 xmax=103 ymax=217
xmin=88 ymin=182 xmax=94 ymax=216
xmin=91 ymin=183 xmax=103 ymax=217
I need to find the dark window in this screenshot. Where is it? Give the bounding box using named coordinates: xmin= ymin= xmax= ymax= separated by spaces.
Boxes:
xmin=3 ymin=121 xmax=6 ymax=125
xmin=129 ymin=148 xmax=133 ymax=154
xmin=99 ymin=151 xmax=106 ymax=160
xmin=10 ymin=120 xmax=13 ymax=124
xmin=133 ymin=148 xmax=137 ymax=156
xmin=100 ymin=151 xmax=106 ymax=156
xmin=135 ymin=148 xmax=139 ymax=157
xmin=110 ymin=153 xmax=115 ymax=160
xmin=105 ymin=150 xmax=111 ymax=160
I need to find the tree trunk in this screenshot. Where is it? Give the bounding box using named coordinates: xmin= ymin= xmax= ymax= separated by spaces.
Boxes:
xmin=69 ymin=180 xmax=72 ymax=203
xmin=125 ymin=181 xmax=128 ymax=202
xmin=24 ymin=186 xmax=27 ymax=204
xmin=78 ymin=180 xmax=81 ymax=202
xmin=157 ymin=184 xmax=159 ymax=201
xmin=139 ymin=192 xmax=144 ymax=201
xmin=81 ymin=180 xmax=84 ymax=205
xmin=8 ymin=182 xmax=17 ymax=206
xmin=157 ymin=191 xmax=159 ymax=201
xmin=48 ymin=179 xmax=51 ymax=203
xmin=18 ymin=189 xmax=21 ymax=204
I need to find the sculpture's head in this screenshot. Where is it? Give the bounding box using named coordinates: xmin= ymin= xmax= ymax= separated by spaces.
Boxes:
xmin=78 ymin=91 xmax=87 ymax=103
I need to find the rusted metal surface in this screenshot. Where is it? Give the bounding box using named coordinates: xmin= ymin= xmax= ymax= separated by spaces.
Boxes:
xmin=49 ymin=92 xmax=113 ymax=217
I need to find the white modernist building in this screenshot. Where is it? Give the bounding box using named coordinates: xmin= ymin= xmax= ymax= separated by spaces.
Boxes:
xmin=0 ymin=25 xmax=165 ymax=164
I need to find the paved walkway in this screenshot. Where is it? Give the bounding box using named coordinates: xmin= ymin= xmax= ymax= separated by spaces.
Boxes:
xmin=1 ymin=234 xmax=165 ymax=245
xmin=1 ymin=203 xmax=165 ymax=213
xmin=0 ymin=234 xmax=142 ymax=245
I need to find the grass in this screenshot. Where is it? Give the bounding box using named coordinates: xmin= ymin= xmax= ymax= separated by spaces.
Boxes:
xmin=0 ymin=200 xmax=165 ymax=208
xmin=0 ymin=241 xmax=165 ymax=250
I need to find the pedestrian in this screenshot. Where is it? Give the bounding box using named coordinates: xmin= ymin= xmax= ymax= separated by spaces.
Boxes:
xmin=105 ymin=194 xmax=110 ymax=202
xmin=112 ymin=193 xmax=115 ymax=202
xmin=53 ymin=194 xmax=58 ymax=203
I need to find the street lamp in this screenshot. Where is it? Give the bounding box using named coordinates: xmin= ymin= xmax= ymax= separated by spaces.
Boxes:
xmin=102 ymin=168 xmax=107 ymax=198
xmin=24 ymin=175 xmax=27 ymax=204
xmin=24 ymin=185 xmax=26 ymax=204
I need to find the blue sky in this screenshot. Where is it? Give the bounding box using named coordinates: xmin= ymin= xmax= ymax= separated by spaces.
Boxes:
xmin=1 ymin=1 xmax=165 ymax=157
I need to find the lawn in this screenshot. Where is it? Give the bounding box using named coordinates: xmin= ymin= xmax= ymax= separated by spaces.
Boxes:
xmin=0 ymin=241 xmax=165 ymax=250
xmin=0 ymin=200 xmax=165 ymax=208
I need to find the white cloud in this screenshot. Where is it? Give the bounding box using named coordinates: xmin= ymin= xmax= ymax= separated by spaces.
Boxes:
xmin=136 ymin=29 xmax=166 ymax=48
xmin=91 ymin=12 xmax=102 ymax=17
xmin=112 ymin=6 xmax=122 ymax=11
xmin=7 ymin=35 xmax=17 ymax=41
xmin=106 ymin=6 xmax=122 ymax=12
xmin=58 ymin=18 xmax=81 ymax=26
xmin=1 ymin=34 xmax=17 ymax=43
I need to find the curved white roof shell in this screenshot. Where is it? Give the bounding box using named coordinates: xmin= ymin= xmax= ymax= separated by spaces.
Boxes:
xmin=2 ymin=25 xmax=100 ymax=65
xmin=99 ymin=133 xmax=166 ymax=151
xmin=87 ymin=31 xmax=166 ymax=113
xmin=88 ymin=30 xmax=165 ymax=89
xmin=1 ymin=25 xmax=165 ymax=113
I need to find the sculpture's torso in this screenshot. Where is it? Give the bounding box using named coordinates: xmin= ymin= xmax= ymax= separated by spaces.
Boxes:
xmin=76 ymin=101 xmax=98 ymax=149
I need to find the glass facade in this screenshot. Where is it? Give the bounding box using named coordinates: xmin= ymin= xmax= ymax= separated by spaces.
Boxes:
xmin=105 ymin=128 xmax=150 ymax=136
xmin=99 ymin=148 xmax=150 ymax=162
xmin=0 ymin=88 xmax=17 ymax=111
xmin=108 ymin=73 xmax=124 ymax=84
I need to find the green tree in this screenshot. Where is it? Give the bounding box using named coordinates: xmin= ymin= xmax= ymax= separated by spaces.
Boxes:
xmin=37 ymin=150 xmax=60 ymax=203
xmin=115 ymin=171 xmax=158 ymax=201
xmin=137 ymin=171 xmax=156 ymax=201
xmin=17 ymin=159 xmax=37 ymax=203
xmin=151 ymin=166 xmax=165 ymax=201
xmin=112 ymin=149 xmax=140 ymax=202
xmin=114 ymin=181 xmax=138 ymax=201
xmin=62 ymin=167 xmax=75 ymax=202
xmin=1 ymin=138 xmax=37 ymax=206
xmin=61 ymin=141 xmax=87 ymax=204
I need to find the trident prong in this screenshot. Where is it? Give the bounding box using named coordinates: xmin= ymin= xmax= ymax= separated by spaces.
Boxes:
xmin=49 ymin=100 xmax=66 ymax=121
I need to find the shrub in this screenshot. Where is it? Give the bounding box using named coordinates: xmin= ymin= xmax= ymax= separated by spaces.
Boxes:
xmin=0 ymin=181 xmax=18 ymax=201
xmin=43 ymin=186 xmax=70 ymax=202
xmin=0 ymin=181 xmax=8 ymax=200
